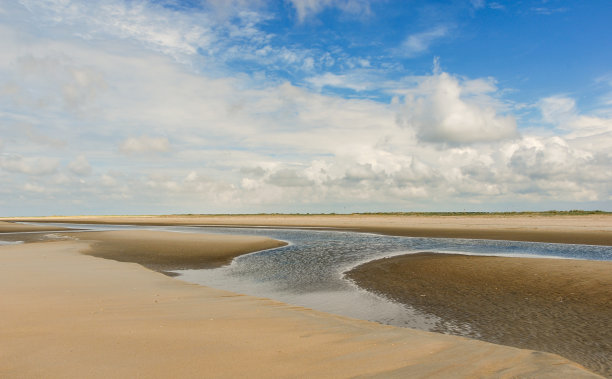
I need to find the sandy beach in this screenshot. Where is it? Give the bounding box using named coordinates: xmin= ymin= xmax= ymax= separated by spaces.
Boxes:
xmin=0 ymin=235 xmax=601 ymax=378
xmin=1 ymin=215 xmax=610 ymax=378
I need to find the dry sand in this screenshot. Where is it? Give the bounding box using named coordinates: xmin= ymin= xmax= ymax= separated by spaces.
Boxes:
xmin=346 ymin=253 xmax=612 ymax=377
xmin=4 ymin=214 xmax=612 ymax=245
xmin=0 ymin=238 xmax=601 ymax=378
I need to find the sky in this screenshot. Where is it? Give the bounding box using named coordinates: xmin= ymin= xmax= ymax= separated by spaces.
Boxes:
xmin=1 ymin=0 xmax=611 ymax=216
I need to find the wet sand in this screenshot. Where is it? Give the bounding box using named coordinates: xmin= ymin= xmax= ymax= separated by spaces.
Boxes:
xmin=0 ymin=220 xmax=70 ymax=233
xmin=3 ymin=214 xmax=612 ymax=245
xmin=71 ymin=230 xmax=287 ymax=271
xmin=346 ymin=253 xmax=612 ymax=377
xmin=0 ymin=221 xmax=74 ymax=244
xmin=0 ymin=239 xmax=600 ymax=378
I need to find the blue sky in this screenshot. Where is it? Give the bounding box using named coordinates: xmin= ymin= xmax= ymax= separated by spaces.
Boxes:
xmin=1 ymin=0 xmax=611 ymax=216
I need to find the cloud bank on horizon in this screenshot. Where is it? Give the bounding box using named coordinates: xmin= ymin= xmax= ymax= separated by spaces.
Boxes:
xmin=1 ymin=0 xmax=611 ymax=215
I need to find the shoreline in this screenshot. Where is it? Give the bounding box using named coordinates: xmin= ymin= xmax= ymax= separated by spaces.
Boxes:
xmin=2 ymin=214 xmax=612 ymax=245
xmin=0 ymin=221 xmax=71 ymax=233
xmin=0 ymin=239 xmax=601 ymax=378
xmin=346 ymin=253 xmax=612 ymax=377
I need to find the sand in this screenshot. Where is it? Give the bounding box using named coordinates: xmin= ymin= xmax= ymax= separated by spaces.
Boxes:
xmin=0 ymin=221 xmax=74 ymax=244
xmin=0 ymin=239 xmax=601 ymax=378
xmin=2 ymin=215 xmax=610 ymax=377
xmin=346 ymin=253 xmax=612 ymax=377
xmin=70 ymin=230 xmax=287 ymax=272
xmin=3 ymin=214 xmax=612 ymax=245
xmin=0 ymin=220 xmax=70 ymax=233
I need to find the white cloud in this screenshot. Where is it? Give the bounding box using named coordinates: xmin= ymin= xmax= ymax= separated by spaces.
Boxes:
xmin=539 ymin=96 xmax=576 ymax=125
xmin=531 ymin=7 xmax=569 ymax=15
xmin=488 ymin=3 xmax=505 ymax=11
xmin=288 ymin=0 xmax=372 ymax=22
xmin=0 ymin=154 xmax=60 ymax=176
xmin=18 ymin=0 xmax=213 ymax=60
xmin=539 ymin=95 xmax=612 ymax=140
xmin=397 ymin=70 xmax=518 ymax=144
xmin=1 ymin=1 xmax=610 ymax=214
xmin=24 ymin=182 xmax=46 ymax=193
xmin=68 ymin=155 xmax=92 ymax=176
xmin=1 ymin=49 xmax=109 ymax=115
xmin=400 ymin=26 xmax=450 ymax=57
xmin=267 ymin=168 xmax=314 ymax=187
xmin=120 ymin=136 xmax=170 ymax=154
xmin=101 ymin=173 xmax=118 ymax=187
xmin=22 ymin=124 xmax=66 ymax=148
xmin=305 ymin=72 xmax=371 ymax=91
xmin=470 ymin=0 xmax=486 ymax=9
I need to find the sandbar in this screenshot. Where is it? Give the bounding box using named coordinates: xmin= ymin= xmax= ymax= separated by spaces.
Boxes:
xmin=71 ymin=230 xmax=287 ymax=271
xmin=0 ymin=238 xmax=601 ymax=378
xmin=346 ymin=253 xmax=612 ymax=377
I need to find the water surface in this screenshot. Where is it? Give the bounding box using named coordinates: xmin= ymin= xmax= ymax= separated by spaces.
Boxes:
xmin=172 ymin=226 xmax=612 ymax=333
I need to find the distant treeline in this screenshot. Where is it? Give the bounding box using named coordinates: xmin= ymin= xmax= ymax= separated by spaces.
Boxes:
xmin=172 ymin=210 xmax=610 ymax=217
xmin=348 ymin=210 xmax=611 ymax=216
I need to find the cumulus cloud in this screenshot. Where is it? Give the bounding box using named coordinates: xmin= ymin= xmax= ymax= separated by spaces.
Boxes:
xmin=267 ymin=168 xmax=314 ymax=187
xmin=120 ymin=136 xmax=170 ymax=154
xmin=509 ymin=137 xmax=581 ymax=180
xmin=397 ymin=67 xmax=518 ymax=144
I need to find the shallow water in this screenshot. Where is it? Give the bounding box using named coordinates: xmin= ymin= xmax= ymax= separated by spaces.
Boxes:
xmin=0 ymin=240 xmax=23 ymax=245
xmin=9 ymin=223 xmax=612 ymax=333
xmin=171 ymin=226 xmax=612 ymax=332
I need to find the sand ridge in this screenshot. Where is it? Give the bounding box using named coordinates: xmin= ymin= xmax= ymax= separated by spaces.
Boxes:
xmin=0 ymin=240 xmax=601 ymax=378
